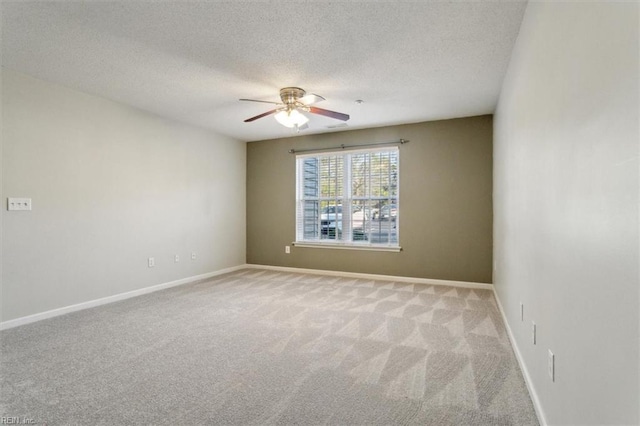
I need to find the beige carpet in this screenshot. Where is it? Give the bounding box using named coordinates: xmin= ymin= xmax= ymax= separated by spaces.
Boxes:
xmin=1 ymin=268 xmax=538 ymax=425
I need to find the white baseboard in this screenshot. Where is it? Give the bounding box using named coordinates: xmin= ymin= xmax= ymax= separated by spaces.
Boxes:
xmin=1 ymin=263 xmax=491 ymax=330
xmin=0 ymin=264 xmax=246 ymax=331
xmin=493 ymin=290 xmax=547 ymax=426
xmin=245 ymin=264 xmax=493 ymax=290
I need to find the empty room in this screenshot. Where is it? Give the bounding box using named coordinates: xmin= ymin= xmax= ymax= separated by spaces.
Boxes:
xmin=1 ymin=1 xmax=638 ymax=425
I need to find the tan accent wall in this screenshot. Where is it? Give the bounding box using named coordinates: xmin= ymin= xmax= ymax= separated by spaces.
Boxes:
xmin=247 ymin=116 xmax=493 ymax=283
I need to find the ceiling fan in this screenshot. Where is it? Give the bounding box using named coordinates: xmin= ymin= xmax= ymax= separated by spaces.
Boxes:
xmin=240 ymin=87 xmax=350 ymax=130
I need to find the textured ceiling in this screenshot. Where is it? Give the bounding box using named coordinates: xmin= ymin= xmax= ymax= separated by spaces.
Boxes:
xmin=1 ymin=1 xmax=527 ymax=142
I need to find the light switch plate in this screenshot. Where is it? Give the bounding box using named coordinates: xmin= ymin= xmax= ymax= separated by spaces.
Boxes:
xmin=8 ymin=198 xmax=32 ymax=211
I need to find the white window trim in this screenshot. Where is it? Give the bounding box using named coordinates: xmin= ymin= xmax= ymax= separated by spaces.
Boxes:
xmin=292 ymin=241 xmax=402 ymax=252
xmin=295 ymin=146 xmax=400 ymax=251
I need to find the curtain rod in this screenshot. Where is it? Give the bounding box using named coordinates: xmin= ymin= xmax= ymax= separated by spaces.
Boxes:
xmin=288 ymin=139 xmax=409 ymax=154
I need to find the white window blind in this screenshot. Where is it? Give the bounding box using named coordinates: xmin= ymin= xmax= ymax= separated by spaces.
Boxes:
xmin=295 ymin=147 xmax=399 ymax=248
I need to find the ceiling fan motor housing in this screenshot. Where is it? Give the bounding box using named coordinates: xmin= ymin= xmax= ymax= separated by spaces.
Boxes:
xmin=280 ymin=87 xmax=306 ymax=105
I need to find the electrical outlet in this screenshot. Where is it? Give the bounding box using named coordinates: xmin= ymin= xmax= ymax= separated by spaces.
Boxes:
xmin=532 ymin=321 xmax=536 ymax=344
xmin=520 ymin=302 xmax=524 ymax=321
xmin=148 ymin=257 xmax=155 ymax=268
xmin=7 ymin=197 xmax=32 ymax=211
xmin=548 ymin=350 xmax=555 ymax=381
xmin=285 ymin=245 xmax=290 ymax=254
xmin=191 ymin=252 xmax=196 ymax=260
xmin=174 ymin=254 xmax=179 ymax=263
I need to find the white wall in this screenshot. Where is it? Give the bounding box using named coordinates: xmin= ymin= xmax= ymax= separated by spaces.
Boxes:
xmin=494 ymin=2 xmax=639 ymax=425
xmin=1 ymin=69 xmax=246 ymax=323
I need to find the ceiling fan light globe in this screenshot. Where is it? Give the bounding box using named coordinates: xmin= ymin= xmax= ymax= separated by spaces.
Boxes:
xmin=275 ymin=109 xmax=309 ymax=128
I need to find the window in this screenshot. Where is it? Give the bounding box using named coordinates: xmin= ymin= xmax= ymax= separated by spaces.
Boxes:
xmin=295 ymin=147 xmax=399 ymax=249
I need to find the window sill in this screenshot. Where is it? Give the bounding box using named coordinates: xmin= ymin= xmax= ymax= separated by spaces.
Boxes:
xmin=292 ymin=242 xmax=402 ymax=252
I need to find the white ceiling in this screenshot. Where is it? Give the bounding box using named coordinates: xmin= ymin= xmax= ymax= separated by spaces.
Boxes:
xmin=1 ymin=1 xmax=527 ymax=142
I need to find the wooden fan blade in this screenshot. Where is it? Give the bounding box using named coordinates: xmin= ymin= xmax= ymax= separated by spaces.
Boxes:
xmin=244 ymin=109 xmax=278 ymax=122
xmin=239 ymin=98 xmax=281 ymax=105
xmin=309 ymin=107 xmax=350 ymax=121
xmin=298 ymin=93 xmax=325 ymax=105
